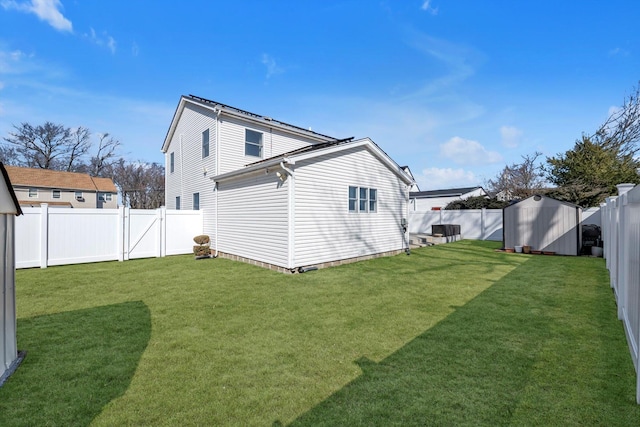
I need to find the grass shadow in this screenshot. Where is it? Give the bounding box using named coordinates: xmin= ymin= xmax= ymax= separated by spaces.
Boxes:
xmin=287 ymin=255 xmax=639 ymax=426
xmin=0 ymin=301 xmax=151 ymax=426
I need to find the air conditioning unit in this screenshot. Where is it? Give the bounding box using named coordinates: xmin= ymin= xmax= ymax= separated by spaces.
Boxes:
xmin=76 ymin=196 xmax=84 ymax=202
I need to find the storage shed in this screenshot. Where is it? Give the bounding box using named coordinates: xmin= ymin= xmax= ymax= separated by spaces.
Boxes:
xmin=0 ymin=163 xmax=23 ymax=386
xmin=503 ymin=195 xmax=581 ymax=256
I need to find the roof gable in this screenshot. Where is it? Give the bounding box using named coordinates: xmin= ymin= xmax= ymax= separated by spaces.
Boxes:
xmin=213 ymin=137 xmax=414 ymax=185
xmin=162 ymin=95 xmax=339 ymax=153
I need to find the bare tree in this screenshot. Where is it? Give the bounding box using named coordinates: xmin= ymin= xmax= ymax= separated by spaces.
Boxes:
xmin=592 ymin=82 xmax=640 ymax=157
xmin=4 ymin=122 xmax=71 ymax=169
xmin=111 ymin=159 xmax=164 ymax=209
xmin=486 ymin=152 xmax=546 ymax=200
xmin=88 ymin=133 xmax=121 ymax=177
xmin=65 ymin=127 xmax=92 ymax=172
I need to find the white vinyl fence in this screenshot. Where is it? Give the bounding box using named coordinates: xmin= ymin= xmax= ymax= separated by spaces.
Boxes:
xmin=601 ymin=183 xmax=640 ymax=404
xmin=409 ymin=209 xmax=504 ymax=240
xmin=16 ymin=205 xmax=203 ymax=269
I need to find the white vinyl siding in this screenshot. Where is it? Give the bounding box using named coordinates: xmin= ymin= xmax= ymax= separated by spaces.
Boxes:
xmin=217 ymin=172 xmax=289 ymax=267
xmin=294 ymin=146 xmax=408 ymax=267
xmin=217 ymin=115 xmax=321 ymax=174
xmin=164 ymin=103 xmax=217 ymax=238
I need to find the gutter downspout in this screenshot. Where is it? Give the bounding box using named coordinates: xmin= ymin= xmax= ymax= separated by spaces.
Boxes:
xmin=280 ymin=160 xmax=295 ymax=270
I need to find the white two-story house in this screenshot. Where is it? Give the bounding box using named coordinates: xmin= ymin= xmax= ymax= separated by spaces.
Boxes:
xmin=162 ymin=95 xmax=414 ymax=272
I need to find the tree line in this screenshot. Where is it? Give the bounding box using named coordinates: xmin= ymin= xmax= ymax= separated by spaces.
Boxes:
xmin=0 ymin=122 xmax=164 ymax=209
xmin=450 ymin=82 xmax=640 ymax=209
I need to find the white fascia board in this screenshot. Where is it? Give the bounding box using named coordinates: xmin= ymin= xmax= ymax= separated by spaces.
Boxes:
xmin=289 ymin=138 xmax=414 ymax=185
xmin=211 ymin=157 xmax=292 ymax=182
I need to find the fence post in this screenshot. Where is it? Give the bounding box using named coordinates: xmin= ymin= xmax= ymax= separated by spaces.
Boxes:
xmin=117 ymin=206 xmax=125 ymax=262
xmin=39 ymin=203 xmax=48 ymax=269
xmin=481 ymin=208 xmax=486 ymax=240
xmin=156 ymin=207 xmax=165 ymax=258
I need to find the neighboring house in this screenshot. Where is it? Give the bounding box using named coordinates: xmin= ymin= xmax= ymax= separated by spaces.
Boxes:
xmin=410 ymin=186 xmax=486 ymax=211
xmin=5 ymin=166 xmax=118 ymax=209
xmin=162 ymin=94 xmax=414 ymax=272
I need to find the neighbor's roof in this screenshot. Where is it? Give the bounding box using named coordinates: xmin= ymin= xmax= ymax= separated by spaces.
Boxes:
xmin=410 ymin=186 xmax=484 ymax=198
xmin=162 ymin=94 xmax=339 ymax=152
xmin=5 ymin=166 xmax=117 ymax=192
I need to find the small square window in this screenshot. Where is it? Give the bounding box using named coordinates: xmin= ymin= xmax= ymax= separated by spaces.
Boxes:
xmin=29 ymin=188 xmax=38 ymax=198
xmin=105 ymin=193 xmax=112 ymax=201
xmin=245 ymin=129 xmax=263 ymax=157
xmin=52 ymin=189 xmax=61 ymax=199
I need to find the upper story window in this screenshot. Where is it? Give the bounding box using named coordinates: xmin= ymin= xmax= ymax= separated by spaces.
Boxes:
xmin=193 ymin=192 xmax=200 ymax=210
xmin=170 ymin=152 xmax=175 ymax=173
xmin=245 ymin=129 xmax=263 ymax=157
xmin=202 ymin=129 xmax=210 ymax=158
xmin=52 ymin=189 xmax=61 ymax=199
xmin=348 ymin=186 xmax=377 ymax=213
xmin=29 ymin=188 xmax=38 ymax=198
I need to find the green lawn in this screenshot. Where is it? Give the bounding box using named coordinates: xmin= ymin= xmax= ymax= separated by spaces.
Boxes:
xmin=1 ymin=240 xmax=638 ymax=426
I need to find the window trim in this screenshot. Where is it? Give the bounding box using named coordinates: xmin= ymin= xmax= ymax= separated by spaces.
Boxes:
xmin=348 ymin=186 xmax=358 ymax=212
xmin=245 ymin=129 xmax=263 ymax=158
xmin=369 ymin=188 xmax=377 ymax=213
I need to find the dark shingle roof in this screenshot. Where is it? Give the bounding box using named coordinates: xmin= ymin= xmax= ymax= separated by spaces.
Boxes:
xmin=410 ymin=186 xmax=483 ymax=198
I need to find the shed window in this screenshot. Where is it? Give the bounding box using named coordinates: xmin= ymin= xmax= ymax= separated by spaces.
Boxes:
xmin=202 ymin=129 xmax=210 ymax=158
xmin=52 ymin=189 xmax=61 ymax=199
xmin=245 ymin=129 xmax=263 ymax=157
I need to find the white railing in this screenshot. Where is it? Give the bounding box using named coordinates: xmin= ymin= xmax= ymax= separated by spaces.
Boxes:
xmin=16 ymin=205 xmax=203 ymax=269
xmin=601 ymin=184 xmax=640 ymax=404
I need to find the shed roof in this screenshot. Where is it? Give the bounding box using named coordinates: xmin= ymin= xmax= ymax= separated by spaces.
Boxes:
xmin=504 ymin=194 xmax=582 ymax=210
xmin=5 ymin=166 xmax=117 ymax=192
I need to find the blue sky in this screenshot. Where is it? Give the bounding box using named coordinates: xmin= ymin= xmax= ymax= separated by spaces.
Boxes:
xmin=1 ymin=0 xmax=639 ymax=190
